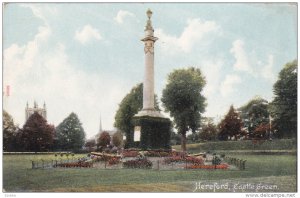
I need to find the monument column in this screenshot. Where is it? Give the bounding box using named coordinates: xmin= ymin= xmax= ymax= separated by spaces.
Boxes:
xmin=141 ymin=9 xmax=157 ymax=111
xmin=132 ymin=9 xmax=171 ymax=150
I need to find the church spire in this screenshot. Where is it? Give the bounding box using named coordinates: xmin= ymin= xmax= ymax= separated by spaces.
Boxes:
xmin=99 ymin=114 xmax=103 ymax=133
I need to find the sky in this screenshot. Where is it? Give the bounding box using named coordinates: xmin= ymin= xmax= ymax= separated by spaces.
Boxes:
xmin=3 ymin=3 xmax=297 ymax=139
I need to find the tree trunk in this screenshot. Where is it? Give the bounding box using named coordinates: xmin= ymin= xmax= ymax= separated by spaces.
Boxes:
xmin=181 ymin=132 xmax=187 ymax=152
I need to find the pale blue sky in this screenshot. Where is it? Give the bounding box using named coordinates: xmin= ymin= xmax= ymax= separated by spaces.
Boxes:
xmin=3 ymin=3 xmax=297 ymax=138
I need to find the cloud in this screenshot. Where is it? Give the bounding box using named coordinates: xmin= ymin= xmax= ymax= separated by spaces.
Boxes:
xmin=220 ymin=74 xmax=242 ymax=97
xmin=201 ymin=60 xmax=223 ymax=97
xmin=114 ymin=10 xmax=135 ymax=24
xmin=230 ymin=39 xmax=252 ymax=73
xmin=74 ymin=25 xmax=102 ymax=44
xmin=4 ymin=23 xmax=127 ymax=139
xmin=156 ymin=18 xmax=219 ymax=53
xmin=20 ymin=4 xmax=58 ymax=25
xmin=261 ymin=54 xmax=276 ymax=82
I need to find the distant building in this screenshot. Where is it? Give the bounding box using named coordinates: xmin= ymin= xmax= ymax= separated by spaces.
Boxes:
xmin=25 ymin=101 xmax=47 ymax=120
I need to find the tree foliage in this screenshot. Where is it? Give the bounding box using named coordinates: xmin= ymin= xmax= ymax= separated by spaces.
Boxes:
xmin=218 ymin=105 xmax=244 ymax=141
xmin=98 ymin=131 xmax=111 ymax=148
xmin=112 ymin=131 xmax=123 ymax=148
xmin=114 ymin=83 xmax=160 ymax=147
xmin=3 ymin=111 xmax=18 ymax=151
xmin=55 ymin=112 xmax=86 ymax=152
xmin=18 ymin=112 xmax=55 ymax=151
xmin=85 ymin=139 xmax=96 ymax=152
xmin=254 ymin=123 xmax=271 ymax=139
xmin=199 ymin=121 xmax=218 ymax=141
xmin=161 ymin=67 xmax=206 ymax=151
xmin=270 ymin=60 xmax=297 ymax=138
xmin=238 ymin=96 xmax=270 ymax=138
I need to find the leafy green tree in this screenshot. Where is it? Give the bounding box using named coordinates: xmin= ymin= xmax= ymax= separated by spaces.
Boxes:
xmin=199 ymin=121 xmax=218 ymax=141
xmin=18 ymin=112 xmax=55 ymax=151
xmin=161 ymin=67 xmax=206 ymax=151
xmin=238 ymin=96 xmax=270 ymax=138
xmin=112 ymin=131 xmax=123 ymax=148
xmin=97 ymin=131 xmax=111 ymax=148
xmin=270 ymin=60 xmax=297 ymax=138
xmin=3 ymin=111 xmax=18 ymax=151
xmin=55 ymin=112 xmax=86 ymax=152
xmin=218 ymin=105 xmax=244 ymax=141
xmin=114 ymin=83 xmax=160 ymax=147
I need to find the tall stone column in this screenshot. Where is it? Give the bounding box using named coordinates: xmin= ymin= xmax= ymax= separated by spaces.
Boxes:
xmin=142 ymin=9 xmax=157 ymax=111
xmin=135 ymin=9 xmax=163 ymax=118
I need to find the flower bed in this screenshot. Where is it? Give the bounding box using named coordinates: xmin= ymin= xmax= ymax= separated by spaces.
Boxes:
xmin=164 ymin=156 xmax=204 ymax=165
xmin=123 ymin=158 xmax=152 ymax=169
xmin=108 ymin=157 xmax=121 ymax=165
xmin=122 ymin=150 xmax=139 ymax=158
xmin=186 ymin=164 xmax=229 ymax=169
xmin=55 ymin=161 xmax=93 ymax=168
xmin=144 ymin=150 xmax=171 ymax=157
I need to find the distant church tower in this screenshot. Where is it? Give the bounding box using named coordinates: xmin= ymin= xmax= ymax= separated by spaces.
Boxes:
xmin=25 ymin=101 xmax=47 ymax=120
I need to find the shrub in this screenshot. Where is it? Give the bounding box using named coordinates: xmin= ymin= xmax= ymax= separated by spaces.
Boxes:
xmin=123 ymin=158 xmax=152 ymax=169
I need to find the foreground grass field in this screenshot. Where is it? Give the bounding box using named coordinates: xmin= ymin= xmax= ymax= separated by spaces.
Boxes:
xmin=3 ymin=153 xmax=297 ymax=192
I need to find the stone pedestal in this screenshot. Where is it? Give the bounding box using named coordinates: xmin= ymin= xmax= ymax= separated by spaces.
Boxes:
xmin=132 ymin=116 xmax=171 ymax=150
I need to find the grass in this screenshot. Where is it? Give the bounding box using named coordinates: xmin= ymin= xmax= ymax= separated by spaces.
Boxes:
xmin=172 ymin=138 xmax=297 ymax=153
xmin=3 ymin=153 xmax=297 ymax=192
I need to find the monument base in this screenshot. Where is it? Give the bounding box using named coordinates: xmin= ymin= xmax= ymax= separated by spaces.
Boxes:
xmin=132 ymin=112 xmax=171 ymax=150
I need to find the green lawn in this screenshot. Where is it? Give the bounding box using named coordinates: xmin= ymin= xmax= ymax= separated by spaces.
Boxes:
xmin=3 ymin=153 xmax=297 ymax=192
xmin=172 ymin=138 xmax=296 ymax=153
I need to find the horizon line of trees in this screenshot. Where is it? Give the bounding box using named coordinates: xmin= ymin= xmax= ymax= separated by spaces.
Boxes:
xmin=114 ymin=60 xmax=297 ymax=150
xmin=3 ymin=111 xmax=87 ymax=152
xmin=3 ymin=60 xmax=297 ymax=152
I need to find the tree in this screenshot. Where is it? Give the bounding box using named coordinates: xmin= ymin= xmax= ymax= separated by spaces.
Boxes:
xmin=238 ymin=96 xmax=270 ymax=138
xmin=270 ymin=60 xmax=297 ymax=138
xmin=114 ymin=83 xmax=160 ymax=147
xmin=161 ymin=67 xmax=206 ymax=151
xmin=18 ymin=112 xmax=54 ymax=151
xmin=97 ymin=131 xmax=111 ymax=148
xmin=3 ymin=111 xmax=18 ymax=151
xmin=85 ymin=139 xmax=96 ymax=152
xmin=218 ymin=105 xmax=244 ymax=141
xmin=254 ymin=123 xmax=271 ymax=139
xmin=112 ymin=131 xmax=123 ymax=148
xmin=199 ymin=121 xmax=218 ymax=141
xmin=55 ymin=112 xmax=86 ymax=152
